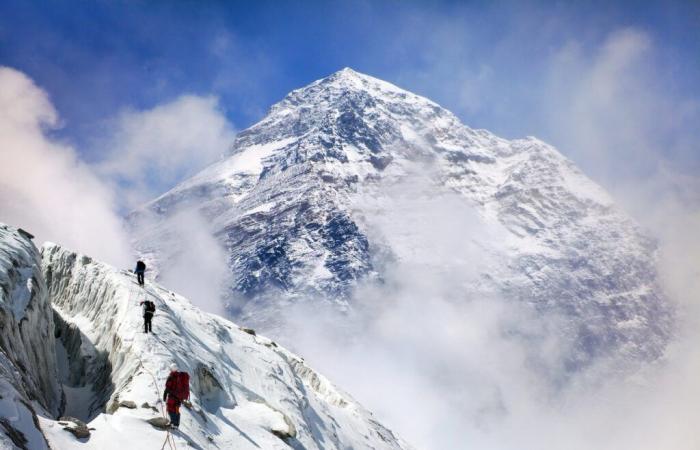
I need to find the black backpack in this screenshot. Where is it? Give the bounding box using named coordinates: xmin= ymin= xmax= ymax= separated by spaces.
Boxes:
xmin=145 ymin=301 xmax=156 ymax=313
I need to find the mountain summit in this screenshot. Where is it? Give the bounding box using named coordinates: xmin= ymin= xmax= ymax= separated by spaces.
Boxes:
xmin=130 ymin=68 xmax=672 ymax=372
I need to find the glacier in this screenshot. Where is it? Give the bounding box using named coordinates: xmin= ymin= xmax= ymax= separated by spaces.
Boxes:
xmin=0 ymin=223 xmax=412 ymax=449
xmin=129 ymin=67 xmax=673 ymax=374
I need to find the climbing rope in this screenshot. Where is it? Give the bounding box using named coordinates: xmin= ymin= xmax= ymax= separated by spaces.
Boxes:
xmin=137 ymin=355 xmax=178 ymax=450
xmin=126 ymin=273 xmax=178 ymax=449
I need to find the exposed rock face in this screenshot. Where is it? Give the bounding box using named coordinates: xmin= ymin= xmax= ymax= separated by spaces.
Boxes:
xmin=58 ymin=417 xmax=90 ymax=439
xmin=130 ymin=68 xmax=672 ymax=372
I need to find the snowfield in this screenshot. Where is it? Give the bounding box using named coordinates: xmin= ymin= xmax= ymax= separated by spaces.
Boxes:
xmin=0 ymin=223 xmax=412 ymax=450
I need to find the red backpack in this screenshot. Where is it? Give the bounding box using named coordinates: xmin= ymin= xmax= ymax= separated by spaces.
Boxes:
xmin=168 ymin=371 xmax=190 ymax=401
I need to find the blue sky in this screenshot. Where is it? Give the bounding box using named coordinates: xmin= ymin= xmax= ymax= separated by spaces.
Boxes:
xmin=1 ymin=0 xmax=698 ymax=199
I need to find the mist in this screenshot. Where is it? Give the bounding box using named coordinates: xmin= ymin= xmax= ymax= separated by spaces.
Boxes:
xmin=0 ymin=66 xmax=236 ymax=319
xmin=135 ymin=207 xmax=231 ymax=317
xmin=282 ymin=171 xmax=700 ymax=450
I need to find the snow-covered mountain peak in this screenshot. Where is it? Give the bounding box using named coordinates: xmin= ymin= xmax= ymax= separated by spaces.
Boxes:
xmin=131 ymin=70 xmax=672 ymax=375
xmin=283 ymin=66 xmax=432 ymax=106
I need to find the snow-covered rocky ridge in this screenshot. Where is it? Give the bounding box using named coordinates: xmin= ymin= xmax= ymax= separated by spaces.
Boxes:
xmin=0 ymin=224 xmax=60 ymax=449
xmin=0 ymin=223 xmax=412 ymax=449
xmin=129 ymin=68 xmax=672 ymax=372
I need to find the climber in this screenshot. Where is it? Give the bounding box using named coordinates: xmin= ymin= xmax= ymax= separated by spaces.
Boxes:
xmin=163 ymin=364 xmax=190 ymax=429
xmin=134 ymin=260 xmax=146 ymax=286
xmin=140 ymin=299 xmax=155 ymax=333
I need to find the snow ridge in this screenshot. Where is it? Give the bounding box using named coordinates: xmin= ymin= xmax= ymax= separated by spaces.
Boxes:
xmin=39 ymin=241 xmax=412 ymax=449
xmin=0 ymin=222 xmax=412 ymax=449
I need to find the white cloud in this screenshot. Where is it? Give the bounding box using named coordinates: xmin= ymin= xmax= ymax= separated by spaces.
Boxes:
xmin=97 ymin=94 xmax=236 ymax=208
xmin=153 ymin=208 xmax=229 ymax=316
xmin=0 ymin=66 xmax=131 ymax=266
xmin=0 ymin=66 xmax=239 ymax=316
xmin=285 ymin=168 xmax=700 ymax=450
xmin=543 ymin=29 xmax=671 ymax=181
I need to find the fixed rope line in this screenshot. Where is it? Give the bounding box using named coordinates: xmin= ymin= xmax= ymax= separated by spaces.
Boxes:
xmin=137 ymin=354 xmax=177 ymax=450
xmin=128 ymin=272 xmax=177 ymax=449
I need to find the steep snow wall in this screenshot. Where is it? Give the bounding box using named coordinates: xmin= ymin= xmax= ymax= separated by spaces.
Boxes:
xmin=0 ymin=224 xmax=59 ymax=449
xmin=40 ymin=242 xmax=413 ymax=449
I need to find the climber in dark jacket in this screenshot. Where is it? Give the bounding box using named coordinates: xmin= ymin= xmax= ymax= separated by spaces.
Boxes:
xmin=134 ymin=260 xmax=146 ymax=286
xmin=139 ymin=299 xmax=155 ymax=333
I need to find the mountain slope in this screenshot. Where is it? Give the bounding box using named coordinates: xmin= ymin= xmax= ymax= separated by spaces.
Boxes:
xmin=0 ymin=223 xmax=412 ymax=450
xmin=129 ymin=68 xmax=672 ymax=372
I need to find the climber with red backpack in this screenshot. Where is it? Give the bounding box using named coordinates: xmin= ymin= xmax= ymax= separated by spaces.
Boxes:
xmin=163 ymin=364 xmax=190 ymax=429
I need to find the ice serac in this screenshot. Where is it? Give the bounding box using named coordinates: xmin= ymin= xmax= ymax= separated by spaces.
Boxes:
xmin=130 ymin=68 xmax=672 ymax=370
xmin=0 ymin=224 xmax=59 ymax=450
xmin=39 ymin=242 xmax=412 ymax=450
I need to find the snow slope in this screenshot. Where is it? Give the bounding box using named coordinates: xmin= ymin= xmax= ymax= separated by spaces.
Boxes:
xmin=130 ymin=68 xmax=673 ymax=372
xmin=0 ymin=222 xmax=412 ymax=449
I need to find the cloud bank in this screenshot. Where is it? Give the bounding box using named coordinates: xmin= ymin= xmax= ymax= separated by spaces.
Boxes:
xmin=286 ymin=173 xmax=699 ymax=450
xmin=0 ymin=66 xmax=131 ymax=266
xmin=0 ymin=66 xmax=236 ymax=296
xmin=97 ymin=94 xmax=236 ymax=208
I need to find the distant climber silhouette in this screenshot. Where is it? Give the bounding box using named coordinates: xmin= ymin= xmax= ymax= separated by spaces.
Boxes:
xmin=134 ymin=260 xmax=146 ymax=286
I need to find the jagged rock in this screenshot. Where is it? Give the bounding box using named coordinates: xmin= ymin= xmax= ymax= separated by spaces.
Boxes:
xmin=141 ymin=401 xmax=159 ymax=412
xmin=271 ymin=413 xmax=297 ymax=441
xmin=106 ymin=401 xmax=119 ymax=414
xmin=59 ymin=416 xmax=90 ymax=439
xmin=119 ymin=400 xmax=137 ymax=409
xmin=240 ymin=327 xmax=256 ymax=336
xmin=146 ymin=417 xmax=170 ymax=430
